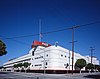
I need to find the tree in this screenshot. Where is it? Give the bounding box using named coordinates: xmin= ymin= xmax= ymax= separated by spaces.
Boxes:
xmin=13 ymin=64 xmax=19 ymax=71
xmin=94 ymin=65 xmax=100 ymax=72
xmin=13 ymin=64 xmax=19 ymax=68
xmin=17 ymin=63 xmax=23 ymax=72
xmin=17 ymin=63 xmax=23 ymax=68
xmin=0 ymin=40 xmax=7 ymax=56
xmin=0 ymin=66 xmax=3 ymax=68
xmin=23 ymin=62 xmax=31 ymax=72
xmin=0 ymin=66 xmax=3 ymax=71
xmin=86 ymin=63 xmax=94 ymax=73
xmin=75 ymin=59 xmax=86 ymax=74
xmin=97 ymin=65 xmax=100 ymax=72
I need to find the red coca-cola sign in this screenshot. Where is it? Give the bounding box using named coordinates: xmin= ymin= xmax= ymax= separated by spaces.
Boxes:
xmin=31 ymin=40 xmax=51 ymax=48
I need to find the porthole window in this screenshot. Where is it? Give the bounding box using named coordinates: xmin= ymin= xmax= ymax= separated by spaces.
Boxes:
xmin=47 ymin=54 xmax=48 ymax=57
xmin=61 ymin=54 xmax=63 ymax=57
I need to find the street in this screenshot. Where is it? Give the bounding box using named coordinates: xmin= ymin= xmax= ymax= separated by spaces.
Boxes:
xmin=0 ymin=72 xmax=100 ymax=79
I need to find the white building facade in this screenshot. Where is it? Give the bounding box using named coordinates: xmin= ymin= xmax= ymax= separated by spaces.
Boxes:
xmin=2 ymin=41 xmax=99 ymax=73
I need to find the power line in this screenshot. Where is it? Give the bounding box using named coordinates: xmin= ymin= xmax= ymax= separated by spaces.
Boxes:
xmin=0 ymin=35 xmax=30 ymax=46
xmin=80 ymin=21 xmax=100 ymax=27
xmin=5 ymin=34 xmax=39 ymax=39
xmin=0 ymin=21 xmax=100 ymax=47
xmin=4 ymin=21 xmax=100 ymax=39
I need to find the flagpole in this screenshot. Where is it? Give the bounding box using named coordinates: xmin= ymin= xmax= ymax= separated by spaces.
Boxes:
xmin=39 ymin=19 xmax=41 ymax=42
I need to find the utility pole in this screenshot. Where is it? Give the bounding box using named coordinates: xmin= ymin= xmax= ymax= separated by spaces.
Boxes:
xmin=90 ymin=47 xmax=95 ymax=64
xmin=70 ymin=26 xmax=80 ymax=74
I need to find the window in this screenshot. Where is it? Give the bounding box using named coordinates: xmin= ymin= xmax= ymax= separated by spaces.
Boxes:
xmin=65 ymin=56 xmax=66 ymax=58
xmin=46 ymin=54 xmax=48 ymax=57
xmin=64 ymin=63 xmax=69 ymax=68
xmin=35 ymin=56 xmax=43 ymax=59
xmin=45 ymin=67 xmax=47 ymax=68
xmin=32 ymin=51 xmax=34 ymax=56
xmin=61 ymin=54 xmax=63 ymax=57
xmin=46 ymin=62 xmax=47 ymax=65
xmin=64 ymin=64 xmax=66 ymax=66
xmin=35 ymin=64 xmax=42 ymax=66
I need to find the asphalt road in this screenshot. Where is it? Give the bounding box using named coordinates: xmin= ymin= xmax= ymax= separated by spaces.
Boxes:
xmin=0 ymin=71 xmax=100 ymax=79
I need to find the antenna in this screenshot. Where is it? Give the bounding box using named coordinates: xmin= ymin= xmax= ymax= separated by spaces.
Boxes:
xmin=55 ymin=41 xmax=58 ymax=47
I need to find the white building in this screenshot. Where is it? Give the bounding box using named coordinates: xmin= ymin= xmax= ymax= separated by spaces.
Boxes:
xmin=2 ymin=41 xmax=99 ymax=73
xmin=85 ymin=56 xmax=99 ymax=65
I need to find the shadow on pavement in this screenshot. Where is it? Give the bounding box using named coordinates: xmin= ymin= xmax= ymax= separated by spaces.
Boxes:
xmin=0 ymin=72 xmax=13 ymax=74
xmin=84 ymin=74 xmax=100 ymax=79
xmin=0 ymin=72 xmax=8 ymax=74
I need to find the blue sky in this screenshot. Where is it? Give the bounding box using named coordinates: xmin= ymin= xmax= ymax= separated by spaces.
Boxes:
xmin=0 ymin=0 xmax=100 ymax=65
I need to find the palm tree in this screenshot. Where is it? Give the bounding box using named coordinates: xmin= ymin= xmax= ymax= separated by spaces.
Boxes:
xmin=0 ymin=40 xmax=7 ymax=56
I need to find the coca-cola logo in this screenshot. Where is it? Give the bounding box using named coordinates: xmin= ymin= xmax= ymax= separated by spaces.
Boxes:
xmin=42 ymin=42 xmax=48 ymax=46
